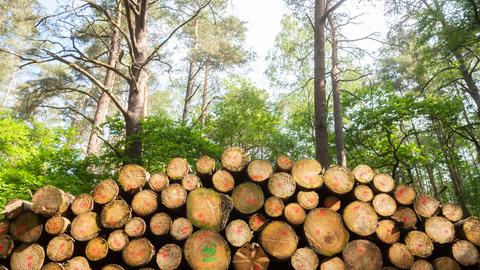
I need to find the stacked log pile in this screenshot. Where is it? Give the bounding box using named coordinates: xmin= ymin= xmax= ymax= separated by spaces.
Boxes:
xmin=0 ymin=146 xmax=478 ymax=270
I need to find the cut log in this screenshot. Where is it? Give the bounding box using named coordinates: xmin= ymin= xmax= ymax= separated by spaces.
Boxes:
xmin=353 ymin=185 xmax=374 ymax=202
xmin=276 ymin=155 xmax=293 ymax=172
xmin=413 ymin=194 xmax=440 ymax=218
xmin=161 ymin=183 xmax=187 ymax=209
xmin=182 ymin=174 xmax=200 ymax=191
xmin=372 ymin=173 xmax=395 ymax=193
xmin=41 ymin=262 xmax=64 ymax=270
xmin=248 ymin=213 xmax=267 ymax=232
xmin=166 ymin=158 xmax=189 ymax=180
xmin=170 ymin=217 xmax=193 ymax=241
xmin=117 ymin=164 xmax=149 ymax=193
xmin=32 ymin=186 xmax=69 ymax=217
xmin=284 ymin=203 xmax=306 ymax=225
xmin=10 ymin=210 xmax=43 ymax=243
xmin=196 ymin=155 xmax=216 ymax=175
xmin=184 ymin=230 xmax=231 ymax=270
xmin=319 ymin=257 xmax=346 ymax=270
xmin=0 ymin=220 xmax=9 ymax=235
xmin=247 ymin=160 xmax=273 ymax=182
xmin=64 ymin=256 xmax=90 ymax=270
xmin=125 ymin=217 xmax=146 ymax=238
xmin=148 ymin=173 xmax=169 ymax=192
xmin=212 ymin=169 xmax=235 ymax=193
xmin=457 ymin=216 xmax=480 ymax=246
xmin=3 ymin=199 xmax=32 ymax=220
xmin=372 ymin=193 xmax=397 ymax=217
xmin=259 ymin=221 xmax=298 ymax=260
xmin=10 ymin=243 xmax=45 ymax=270
xmin=186 ymin=188 xmax=233 ymax=231
xmin=71 ymin=193 xmax=94 ymax=215
xmin=424 ymin=216 xmax=454 ymax=244
xmin=388 ymin=243 xmax=413 ymax=269
xmin=323 ymin=195 xmax=341 ymax=211
xmin=352 ymin=164 xmax=374 ymax=183
xmin=376 ymin=220 xmax=400 ymax=244
xmin=225 ymin=219 xmax=253 ymax=247
xmin=451 ymin=240 xmax=479 ymax=266
xmin=101 ymin=265 xmax=124 ymax=270
xmin=156 ymin=243 xmax=182 ymax=270
xmin=149 ymin=212 xmax=172 ymax=236
xmin=85 ymin=237 xmax=108 ymax=261
xmin=221 ymin=146 xmax=248 ymax=172
xmin=297 ymin=191 xmax=319 ymax=209
xmin=264 ymin=196 xmax=284 ymax=218
xmin=71 ymin=212 xmax=100 ymax=241
xmin=432 ymin=257 xmax=461 ymax=270
xmin=132 ymin=189 xmax=158 ymax=216
xmin=232 ymin=182 xmax=264 ymax=214
xmin=404 ymin=231 xmax=433 ymax=258
xmin=324 ymin=166 xmax=355 ymax=194
xmin=391 ymin=207 xmax=417 ymax=229
xmin=92 ymin=179 xmax=119 ymax=204
xmin=342 ymin=240 xmax=382 ymax=270
xmin=46 ymin=234 xmax=75 ymax=262
xmin=304 ymin=208 xmax=349 ymax=256
xmin=122 ymin=238 xmax=155 ymax=267
xmin=45 ymin=215 xmax=70 ymax=235
xmin=441 ymin=203 xmax=463 ymax=222
xmin=101 ymin=198 xmax=132 ymax=229
xmin=267 ymin=172 xmax=296 ymax=199
xmin=291 ymin=247 xmax=319 ymax=270
xmin=343 ymin=201 xmax=378 ymax=236
xmin=0 ymin=234 xmax=14 ymax=258
xmin=232 ymin=243 xmax=269 ymax=270
xmin=107 ymin=230 xmax=129 ymax=252
xmin=410 ymin=260 xmax=433 ymax=270
xmin=393 ymin=184 xmax=416 ymax=205
xmin=291 ymin=159 xmax=323 ymax=189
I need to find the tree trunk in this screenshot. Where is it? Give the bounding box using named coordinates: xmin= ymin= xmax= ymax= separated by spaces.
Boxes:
xmin=2 ymin=64 xmax=17 ymax=108
xmin=314 ymin=0 xmax=330 ymax=168
xmin=182 ymin=59 xmax=196 ymax=122
xmin=199 ymin=63 xmax=209 ymax=126
xmin=454 ymin=51 xmax=480 ymax=118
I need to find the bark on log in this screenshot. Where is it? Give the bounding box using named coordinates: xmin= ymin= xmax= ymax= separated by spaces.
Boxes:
xmin=291 ymin=160 xmax=323 ymax=189
xmin=186 ymin=188 xmax=233 ymax=231
xmin=184 ymin=230 xmax=231 ymax=270
xmin=232 ymin=243 xmax=269 ymax=270
xmin=259 ymin=221 xmax=298 ymax=260
xmin=323 ymin=195 xmax=341 ymax=211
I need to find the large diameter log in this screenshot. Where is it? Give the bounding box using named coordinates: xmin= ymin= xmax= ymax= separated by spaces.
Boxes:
xmin=117 ymin=164 xmax=149 ymax=193
xmin=232 ymin=243 xmax=269 ymax=270
xmin=324 ymin=166 xmax=355 ymax=194
xmin=388 ymin=243 xmax=413 ymax=269
xmin=10 ymin=243 xmax=45 ymax=270
xmin=284 ymin=203 xmax=306 ymax=225
xmin=186 ymin=188 xmax=233 ymax=231
xmin=184 ymin=230 xmax=231 ymax=270
xmin=32 ymin=186 xmax=69 ymax=217
xmin=353 ymin=185 xmax=374 ymax=202
xmin=221 ymin=146 xmax=248 ymax=172
xmin=291 ymin=247 xmax=319 ymax=270
xmin=391 ymin=207 xmax=417 ymax=229
xmin=319 ymin=257 xmax=346 ymax=270
xmin=166 ymin=158 xmax=190 ymax=180
xmin=264 ymin=196 xmax=284 ymax=217
xmin=150 ymin=212 xmax=172 ymax=236
xmin=107 ymin=230 xmax=129 ymax=252
xmin=424 ymin=216 xmax=454 ymax=244
xmin=45 ymin=215 xmax=70 ymax=235
xmin=182 ymin=174 xmax=200 ymax=191
xmin=85 ymin=237 xmax=108 ymax=261
xmin=71 ymin=193 xmax=94 ymax=215
xmin=410 ymin=260 xmax=433 ymax=270
xmin=441 ymin=203 xmax=463 ymax=222
xmin=156 ymin=244 xmax=182 ymax=270
xmin=161 ymin=183 xmax=187 ymax=209
xmin=148 ymin=173 xmax=169 ymax=192
xmin=372 ymin=193 xmax=397 ymax=217
xmin=0 ymin=234 xmax=14 ymax=258
xmin=291 ymin=159 xmax=323 ymax=189
xmin=122 ymin=238 xmax=155 ymax=267
xmin=413 ymin=194 xmax=440 ymax=218
xmin=404 ymin=231 xmax=433 ymax=258
xmin=170 ymin=217 xmax=193 ymax=241
xmin=297 ymin=191 xmax=319 ymax=209
xmin=352 ymin=164 xmax=374 ymax=183
xmin=101 ymin=198 xmax=131 ymax=229
xmin=64 ymin=256 xmax=90 ymax=270
xmin=10 ymin=210 xmax=43 ymax=243
xmin=71 ymin=212 xmax=100 ymax=241
xmin=342 ymin=240 xmax=382 ymax=270
xmin=196 ymin=155 xmax=216 ymax=175
xmin=232 ymin=182 xmax=264 ymax=214
xmin=393 ymin=184 xmax=416 ymax=205
xmin=458 ymin=216 xmax=480 ymax=246
xmin=451 ymin=240 xmax=479 ymax=266
xmin=432 ymin=257 xmax=461 ymax=270
xmin=3 ymin=199 xmax=32 ymax=220
xmin=376 ymin=220 xmax=400 ymax=244
xmin=276 ymin=155 xmax=293 ymax=172
xmin=247 ymin=160 xmax=273 ymax=182
xmin=125 ymin=217 xmax=146 ymax=238
xmin=268 ymin=172 xmax=296 ymax=199
xmin=304 ymin=208 xmax=349 ymax=256
xmin=132 ymin=189 xmax=158 ymax=216
xmin=212 ymin=170 xmax=235 ymax=193
xmin=92 ymin=179 xmax=119 ymax=204
xmin=259 ymin=221 xmax=298 ymax=260
xmin=372 ymin=173 xmax=395 ymax=193
xmin=225 ymin=219 xmax=253 ymax=247
xmin=343 ymin=201 xmax=378 ymax=236
xmin=46 ymin=234 xmax=75 ymax=262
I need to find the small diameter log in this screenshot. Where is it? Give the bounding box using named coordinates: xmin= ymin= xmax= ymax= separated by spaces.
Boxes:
xmin=247 ymin=160 xmax=273 ymax=182
xmin=276 ymin=155 xmax=293 ymax=172
xmin=268 ymin=172 xmax=296 ymax=199
xmin=182 ymin=174 xmax=200 ymax=191
xmin=232 ymin=182 xmax=264 ymax=214
xmin=441 ymin=203 xmax=463 ymax=222
xmin=297 ymin=191 xmax=319 ymax=209
xmin=166 ymin=158 xmax=189 ymax=180
xmin=376 ymin=220 xmax=400 ymax=244
xmin=372 ymin=193 xmax=397 ymax=217
xmin=233 ymin=243 xmax=269 ymax=270
xmin=353 ymin=185 xmax=374 ymax=202
xmin=161 ymin=183 xmax=187 ymax=209
xmin=291 ymin=247 xmax=319 ymax=270
xmin=64 ymin=256 xmax=90 ymax=270
xmin=132 ymin=189 xmax=158 ymax=216
xmin=410 ymin=260 xmax=433 ymax=270
xmin=85 ymin=237 xmax=108 ymax=261
xmin=424 ymin=216 xmax=454 ymax=244
xmin=32 ymin=186 xmax=70 ymax=217
xmin=319 ymin=257 xmax=346 ymax=270
xmin=225 ymin=219 xmax=253 ymax=247
xmin=125 ymin=217 xmax=146 ymax=238
xmin=304 ymin=208 xmax=349 ymax=256
xmin=0 ymin=234 xmax=14 ymax=258
xmin=92 ymin=179 xmax=119 ymax=204
xmin=184 ymin=230 xmax=231 ymax=270
xmin=186 ymin=188 xmax=233 ymax=231
xmin=393 ymin=184 xmax=416 ymax=205
xmin=221 ymin=146 xmax=248 ymax=172
xmin=122 ymin=238 xmax=155 ymax=267
xmin=10 ymin=243 xmax=45 ymax=270
xmin=10 ymin=210 xmax=43 ymax=243
xmin=413 ymin=194 xmax=440 ymax=218
xmin=343 ymin=201 xmax=378 ymax=237
xmin=71 ymin=193 xmax=94 ymax=215
xmin=324 ymin=166 xmax=355 ymax=195
xmin=249 ymin=213 xmax=267 ymax=232
xmin=259 ymin=221 xmax=298 ymax=260
xmin=284 ymin=203 xmax=306 ymax=225
xmin=117 ymin=164 xmax=149 ymax=193
xmin=41 ymin=262 xmax=64 ymax=270
xmin=458 ymin=216 xmax=480 ymax=246
xmin=150 ymin=212 xmax=172 ymax=236
xmin=170 ymin=217 xmax=193 ymax=241
xmin=148 ymin=173 xmax=169 ymax=192
xmin=342 ymin=240 xmax=383 ymax=270
xmin=388 ymin=243 xmax=413 ymax=269
xmin=352 ymin=164 xmax=374 ymax=184
xmin=391 ymin=207 xmax=417 ymax=229
xmin=46 ymin=234 xmax=75 ymax=262
xmin=264 ymin=196 xmax=284 ymax=218
xmin=71 ymin=212 xmax=100 ymax=241
xmin=372 ymin=173 xmax=395 ymax=193
xmin=45 ymin=215 xmax=70 ymax=235
xmin=156 ymin=244 xmax=182 ymax=270
xmin=323 ymin=195 xmax=341 ymax=211
xmin=0 ymin=220 xmax=9 ymax=235
xmin=101 ymin=265 xmax=124 ymax=270
xmin=196 ymin=155 xmax=216 ymax=175
xmin=212 ymin=169 xmax=235 ymax=193
xmin=291 ymin=159 xmax=323 ymax=189
xmin=432 ymin=257 xmax=461 ymax=270
xmin=101 ymin=198 xmax=132 ymax=229
xmin=451 ymin=240 xmax=479 ymax=266
xmin=107 ymin=230 xmax=129 ymax=252
xmin=404 ymin=231 xmax=434 ymax=258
